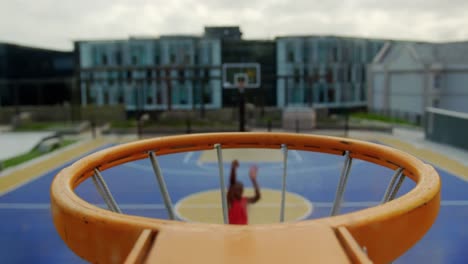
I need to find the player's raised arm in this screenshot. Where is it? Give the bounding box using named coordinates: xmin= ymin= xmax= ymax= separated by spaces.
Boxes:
xmin=247 ymin=165 xmax=261 ymax=204
xmin=229 ymin=160 xmax=239 ymax=187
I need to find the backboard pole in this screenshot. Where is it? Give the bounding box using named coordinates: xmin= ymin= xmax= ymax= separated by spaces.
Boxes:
xmin=214 ymin=144 xmax=229 ymax=224
xmin=200 ymin=78 xmax=205 ymax=119
xmin=238 ymin=81 xmax=246 ymax=132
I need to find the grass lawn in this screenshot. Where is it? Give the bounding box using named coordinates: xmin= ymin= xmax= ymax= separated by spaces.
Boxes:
xmin=1 ymin=139 xmax=77 ymax=169
xmin=350 ymin=112 xmax=418 ymax=126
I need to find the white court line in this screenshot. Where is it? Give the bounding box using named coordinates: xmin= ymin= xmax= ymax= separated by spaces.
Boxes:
xmin=313 ymin=202 xmax=378 ymax=208
xmin=124 ymin=162 xmax=210 ymax=175
xmin=175 ymin=203 xmax=308 ymax=209
xmin=0 ymin=203 xmax=51 ymax=209
xmin=183 ymin=152 xmax=194 ymax=164
xmin=196 ymin=159 xmax=206 ymax=167
xmin=291 ymin=150 xmax=303 ymax=162
xmin=440 ymin=200 xmax=468 ymax=206
xmin=0 ymin=203 xmax=165 ymax=210
xmin=2 ymin=200 xmax=468 ymax=210
xmin=0 ymin=203 xmax=306 ymax=210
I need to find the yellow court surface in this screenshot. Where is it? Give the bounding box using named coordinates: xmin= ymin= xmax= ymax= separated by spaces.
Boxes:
xmin=199 ymin=148 xmax=283 ymax=163
xmin=176 ymin=188 xmax=313 ymax=224
xmin=185 ymin=147 xmax=311 ymax=224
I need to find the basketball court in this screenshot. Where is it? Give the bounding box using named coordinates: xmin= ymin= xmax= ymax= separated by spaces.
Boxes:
xmin=0 ymin=132 xmax=467 ymax=263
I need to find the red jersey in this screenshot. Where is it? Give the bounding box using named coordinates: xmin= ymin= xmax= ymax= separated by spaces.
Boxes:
xmin=228 ymin=197 xmax=248 ymax=225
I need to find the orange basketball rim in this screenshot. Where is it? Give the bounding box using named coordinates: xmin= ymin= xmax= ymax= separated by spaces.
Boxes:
xmin=50 ymin=132 xmax=440 ymax=264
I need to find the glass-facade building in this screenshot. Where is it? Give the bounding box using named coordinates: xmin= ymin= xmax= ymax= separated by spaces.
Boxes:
xmin=77 ymin=29 xmax=386 ymax=111
xmin=77 ymin=36 xmax=221 ymax=111
xmin=0 ymin=43 xmax=73 ymax=106
xmin=276 ymin=37 xmax=384 ymax=109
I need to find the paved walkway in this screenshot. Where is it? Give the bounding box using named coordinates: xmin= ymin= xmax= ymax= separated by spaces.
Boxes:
xmin=0 ymin=131 xmax=56 ymax=160
xmin=0 ymin=136 xmax=112 ymax=194
xmin=350 ymin=128 xmax=468 ymax=180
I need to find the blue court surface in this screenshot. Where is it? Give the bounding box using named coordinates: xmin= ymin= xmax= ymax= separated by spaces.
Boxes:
xmin=0 ymin=143 xmax=467 ymax=263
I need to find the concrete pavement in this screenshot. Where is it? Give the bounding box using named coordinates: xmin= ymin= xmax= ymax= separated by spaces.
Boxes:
xmin=0 ymin=131 xmax=56 ymax=160
xmin=349 ymin=128 xmax=468 ymax=180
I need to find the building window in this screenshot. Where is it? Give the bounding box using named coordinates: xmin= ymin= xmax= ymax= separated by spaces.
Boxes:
xmin=147 ymin=70 xmax=153 ymax=84
xmin=342 ymin=47 xmax=348 ymax=61
xmin=115 ymin=51 xmax=122 ymax=65
xmin=104 ymin=91 xmax=109 ymax=104
xmin=203 ymin=85 xmax=213 ymax=104
xmin=117 ymin=71 xmax=124 ymax=83
xmin=154 ymin=55 xmax=160 ymax=65
xmin=294 ymin=68 xmax=301 ymax=84
xmin=328 ymin=86 xmax=335 ymax=103
xmin=304 ymin=45 xmax=309 ymax=63
xmin=318 ymin=42 xmax=327 ymax=62
xmin=361 ymin=84 xmax=366 ymax=101
xmin=132 ymin=55 xmax=138 ymax=65
xmin=337 ymin=67 xmax=343 ymax=82
xmin=434 ymin=74 xmax=441 ymax=89
xmin=126 ymin=70 xmax=132 ymax=83
xmin=311 ymin=67 xmax=319 ymax=82
xmin=178 ymin=70 xmax=185 ymax=84
xmin=332 ymin=47 xmax=338 ymax=62
xmin=326 ymin=68 xmax=333 ymax=83
xmin=170 ymin=54 xmax=176 ymax=64
xmin=433 ymin=99 xmax=439 ymax=108
xmin=184 ymin=54 xmax=191 ymax=64
xmin=361 ymin=65 xmax=366 ymax=83
xmin=319 ymin=87 xmax=325 ymax=103
xmin=347 ymin=66 xmax=352 ymax=82
xmin=355 ymin=47 xmax=361 ymax=62
xmin=155 ymin=70 xmax=160 ymax=80
xmin=102 ymin=55 xmax=108 ymax=66
xmin=287 ymin=51 xmax=294 ymax=63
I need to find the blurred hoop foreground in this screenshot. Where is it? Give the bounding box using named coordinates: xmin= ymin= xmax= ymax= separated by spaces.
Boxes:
xmin=50 ymin=132 xmax=440 ymax=264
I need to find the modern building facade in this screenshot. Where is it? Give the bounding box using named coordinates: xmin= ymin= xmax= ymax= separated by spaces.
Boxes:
xmin=368 ymin=41 xmax=468 ymax=122
xmin=0 ymin=43 xmax=73 ymax=106
xmin=276 ymin=37 xmax=385 ymax=109
xmin=77 ymin=27 xmax=388 ymax=112
xmin=77 ymin=36 xmax=221 ymax=112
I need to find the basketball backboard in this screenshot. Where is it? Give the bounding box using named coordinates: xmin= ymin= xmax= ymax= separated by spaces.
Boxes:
xmin=222 ymin=63 xmax=261 ymax=89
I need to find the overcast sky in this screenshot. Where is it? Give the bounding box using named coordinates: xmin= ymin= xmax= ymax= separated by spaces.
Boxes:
xmin=1 ymin=0 xmax=468 ymax=51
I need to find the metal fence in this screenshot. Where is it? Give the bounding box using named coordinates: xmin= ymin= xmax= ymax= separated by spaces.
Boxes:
xmin=425 ymin=107 xmax=468 ymax=150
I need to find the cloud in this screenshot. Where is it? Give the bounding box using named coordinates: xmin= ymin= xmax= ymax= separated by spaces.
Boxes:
xmin=0 ymin=0 xmax=467 ymax=50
